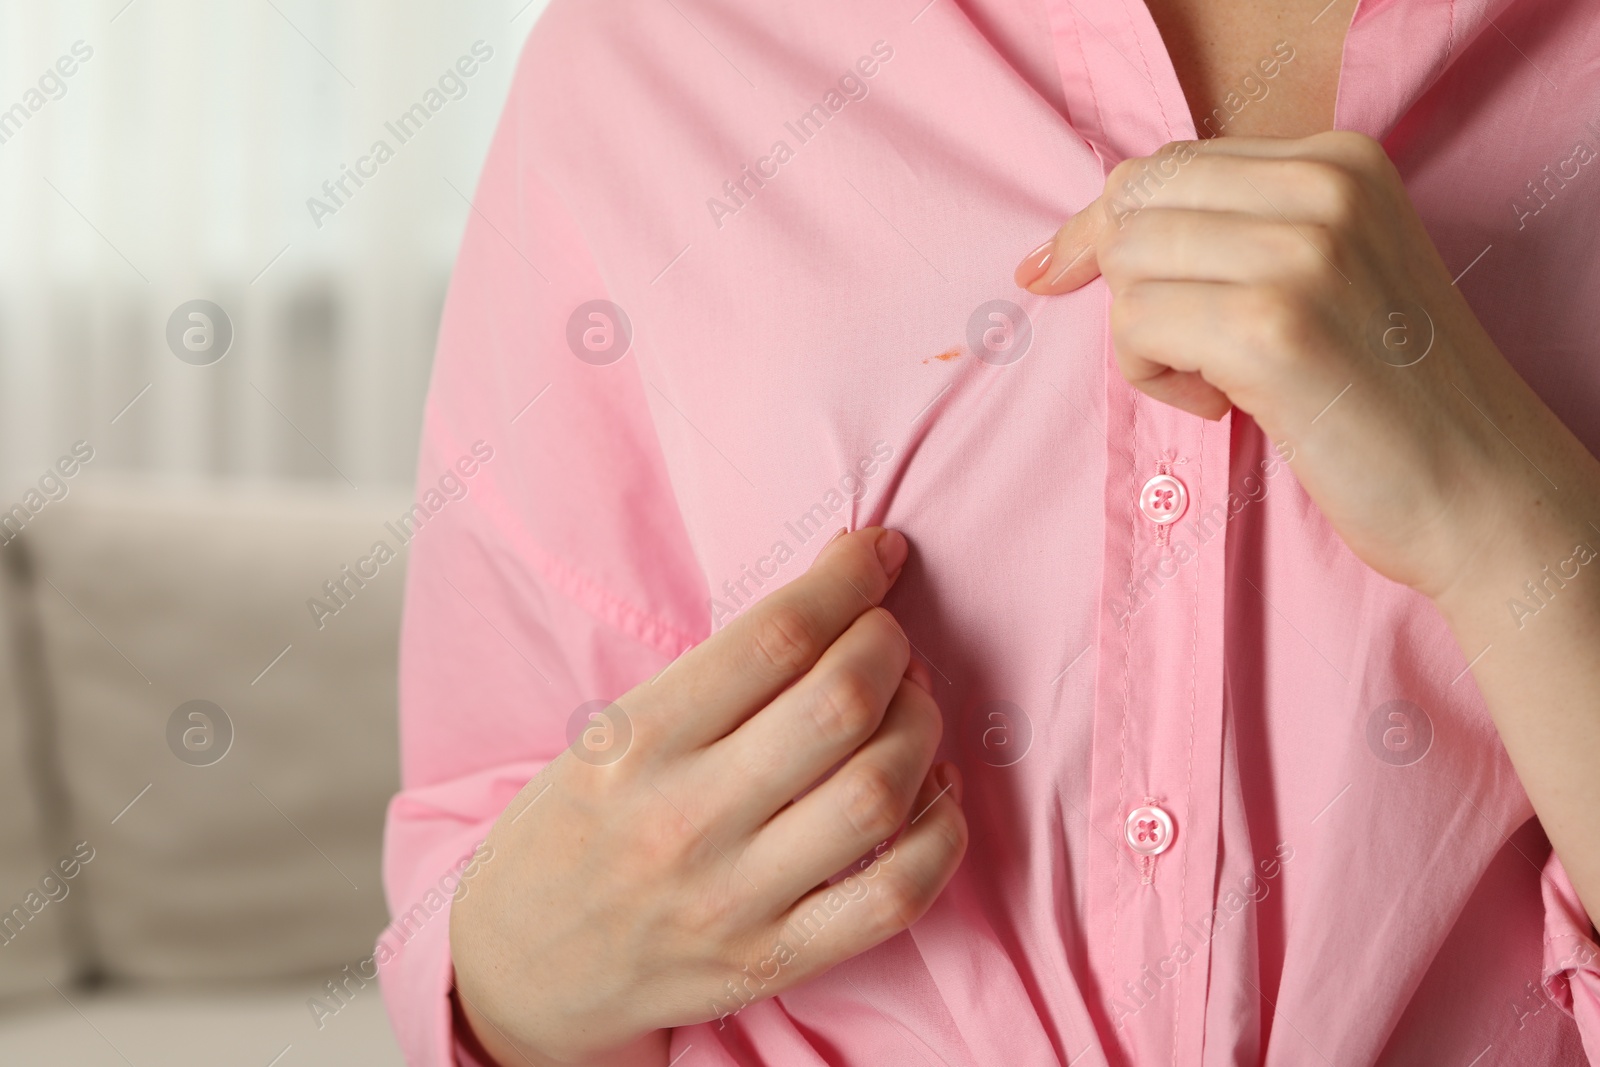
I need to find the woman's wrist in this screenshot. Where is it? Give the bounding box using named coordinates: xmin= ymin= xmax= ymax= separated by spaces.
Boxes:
xmin=1421 ymin=339 xmax=1600 ymax=632
xmin=1430 ymin=486 xmax=1561 ymax=632
xmin=1430 ymin=445 xmax=1600 ymax=641
xmin=453 ymin=985 xmax=671 ymax=1067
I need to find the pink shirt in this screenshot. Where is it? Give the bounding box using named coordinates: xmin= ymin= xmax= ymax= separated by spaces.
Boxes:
xmin=379 ymin=0 xmax=1600 ymax=1063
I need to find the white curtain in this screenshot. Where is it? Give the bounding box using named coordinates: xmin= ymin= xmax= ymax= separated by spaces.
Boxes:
xmin=0 ymin=0 xmax=542 ymax=494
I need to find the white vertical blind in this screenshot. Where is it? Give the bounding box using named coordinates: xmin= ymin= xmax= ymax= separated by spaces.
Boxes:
xmin=0 ymin=0 xmax=544 ymax=496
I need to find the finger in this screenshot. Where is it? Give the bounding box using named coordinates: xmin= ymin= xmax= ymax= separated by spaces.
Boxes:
xmin=700 ymin=605 xmax=912 ymax=832
xmin=1110 ymin=280 xmax=1272 ymax=419
xmin=1015 ymin=140 xmax=1205 ymax=294
xmin=1099 ymin=208 xmax=1335 ymax=286
xmin=1117 ymin=133 xmax=1377 ymax=164
xmin=1014 ymin=199 xmax=1110 ymax=294
xmin=1015 ymin=136 xmax=1376 ymax=297
xmin=648 ymin=526 xmax=909 ymax=752
xmin=747 ymin=760 xmax=966 ymax=994
xmin=738 ymin=673 xmax=943 ymax=904
xmin=1188 ymin=130 xmax=1393 ymax=174
xmin=904 ymin=654 xmax=933 ymax=695
xmin=1161 ymin=135 xmax=1312 ymax=159
xmin=1092 ymin=151 xmax=1367 ymax=224
xmin=1123 ymin=365 xmax=1233 ymax=421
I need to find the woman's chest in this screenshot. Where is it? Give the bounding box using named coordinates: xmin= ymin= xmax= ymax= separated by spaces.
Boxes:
xmin=529 ymin=0 xmax=1600 ymax=588
xmin=1143 ymin=0 xmax=1351 ymax=137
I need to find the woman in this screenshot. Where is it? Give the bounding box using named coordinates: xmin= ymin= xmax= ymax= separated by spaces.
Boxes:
xmin=380 ymin=0 xmax=1600 ymax=1063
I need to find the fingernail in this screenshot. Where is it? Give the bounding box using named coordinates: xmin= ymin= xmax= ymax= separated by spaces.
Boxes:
xmin=1040 ymin=242 xmax=1091 ymax=290
xmin=936 ymin=761 xmax=962 ymax=805
xmin=905 ymin=655 xmax=934 ymax=694
xmin=1013 ymin=238 xmax=1054 ymax=288
xmin=810 ymin=528 xmax=849 ymax=571
xmin=874 ymin=528 xmax=908 ymax=576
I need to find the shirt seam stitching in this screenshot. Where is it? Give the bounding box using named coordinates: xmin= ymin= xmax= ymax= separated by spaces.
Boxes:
xmin=521 ymin=534 xmax=701 ymax=658
xmin=1118 ymin=0 xmax=1179 ymax=140
xmin=1113 ymin=297 xmax=1137 ymax=1001
xmin=1066 ymin=0 xmax=1113 ymax=167
xmin=1170 ymin=425 xmax=1205 ymax=1066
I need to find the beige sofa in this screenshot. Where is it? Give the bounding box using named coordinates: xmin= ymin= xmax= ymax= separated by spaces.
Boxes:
xmin=0 ymin=477 xmax=411 ymax=1064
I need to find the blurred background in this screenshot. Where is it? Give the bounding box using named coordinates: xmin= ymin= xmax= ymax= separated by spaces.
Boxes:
xmin=0 ymin=2 xmax=543 ymax=1062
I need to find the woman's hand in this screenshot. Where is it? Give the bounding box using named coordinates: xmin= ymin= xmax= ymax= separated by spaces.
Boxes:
xmin=450 ymin=527 xmax=967 ymax=1067
xmin=1014 ymin=131 xmax=1581 ymax=604
xmin=1015 ymin=130 xmax=1600 ymax=933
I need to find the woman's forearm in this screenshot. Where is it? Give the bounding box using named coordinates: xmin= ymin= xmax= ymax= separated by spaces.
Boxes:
xmin=1433 ymin=375 xmax=1600 ymax=934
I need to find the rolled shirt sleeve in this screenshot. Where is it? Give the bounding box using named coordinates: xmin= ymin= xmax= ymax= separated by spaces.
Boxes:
xmin=1542 ymin=849 xmax=1600 ymax=1064
xmin=374 ymin=33 xmax=709 ymax=1066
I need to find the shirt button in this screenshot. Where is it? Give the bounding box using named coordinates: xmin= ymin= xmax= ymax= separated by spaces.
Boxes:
xmin=1125 ymin=804 xmax=1175 ymax=856
xmin=1138 ymin=473 xmax=1188 ymax=525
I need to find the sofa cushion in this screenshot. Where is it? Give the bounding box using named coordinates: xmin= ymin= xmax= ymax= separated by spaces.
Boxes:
xmin=0 ymin=981 xmax=404 ymax=1065
xmin=24 ymin=477 xmax=408 ymax=984
xmin=0 ymin=546 xmax=74 ymax=999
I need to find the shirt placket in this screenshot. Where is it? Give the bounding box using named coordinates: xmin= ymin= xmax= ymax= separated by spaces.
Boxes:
xmin=1040 ymin=2 xmax=1233 ymax=1061
xmin=1086 ymin=354 xmax=1232 ymax=1065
